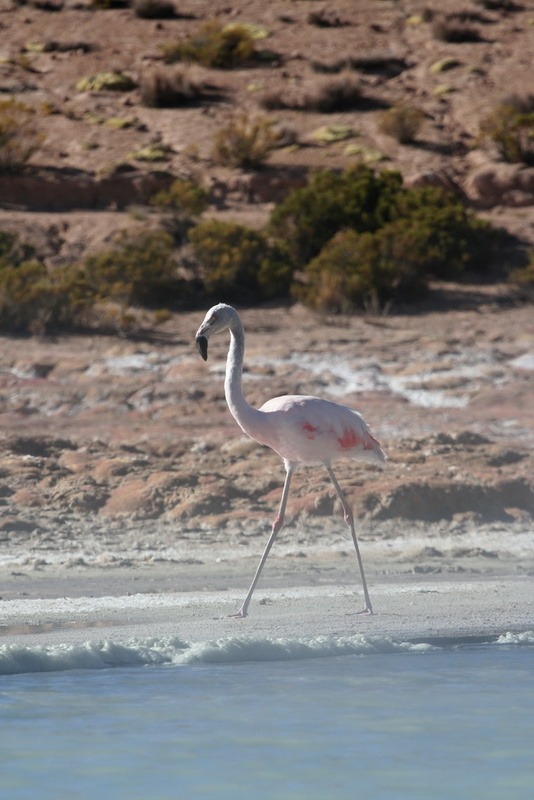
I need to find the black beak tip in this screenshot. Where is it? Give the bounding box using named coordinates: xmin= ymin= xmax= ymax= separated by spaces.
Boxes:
xmin=196 ymin=335 xmax=208 ymax=361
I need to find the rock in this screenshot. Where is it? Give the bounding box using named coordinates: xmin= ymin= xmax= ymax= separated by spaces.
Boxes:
xmin=0 ymin=167 xmax=174 ymax=211
xmin=465 ymin=162 xmax=534 ymax=208
xmin=365 ymin=478 xmax=534 ymax=522
xmin=404 ymin=170 xmax=466 ymax=199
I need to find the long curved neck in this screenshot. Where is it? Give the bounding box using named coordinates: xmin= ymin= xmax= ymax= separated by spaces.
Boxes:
xmin=225 ymin=314 xmax=262 ymax=436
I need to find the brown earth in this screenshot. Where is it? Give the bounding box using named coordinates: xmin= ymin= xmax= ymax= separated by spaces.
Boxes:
xmin=0 ymin=0 xmax=533 ymax=595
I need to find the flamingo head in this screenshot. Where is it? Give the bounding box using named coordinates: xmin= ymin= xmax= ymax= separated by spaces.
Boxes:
xmin=195 ymin=303 xmax=236 ymax=361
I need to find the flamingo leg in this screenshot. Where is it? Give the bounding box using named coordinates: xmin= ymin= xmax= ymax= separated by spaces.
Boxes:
xmin=230 ymin=467 xmax=294 ymax=618
xmin=325 ymin=466 xmax=373 ymax=615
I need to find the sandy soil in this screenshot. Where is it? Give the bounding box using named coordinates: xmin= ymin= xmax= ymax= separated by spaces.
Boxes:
xmin=2 ymin=569 xmax=532 ymax=651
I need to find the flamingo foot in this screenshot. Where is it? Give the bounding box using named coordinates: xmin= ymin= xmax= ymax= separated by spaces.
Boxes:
xmin=356 ymin=606 xmax=373 ymax=616
xmin=228 ymin=608 xmax=248 ymax=618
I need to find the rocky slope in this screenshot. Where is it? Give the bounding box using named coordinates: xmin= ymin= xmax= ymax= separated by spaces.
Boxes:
xmin=0 ymin=0 xmax=533 ymax=258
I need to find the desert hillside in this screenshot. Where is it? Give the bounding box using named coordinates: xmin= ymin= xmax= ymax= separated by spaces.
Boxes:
xmin=0 ymin=0 xmax=533 ymax=255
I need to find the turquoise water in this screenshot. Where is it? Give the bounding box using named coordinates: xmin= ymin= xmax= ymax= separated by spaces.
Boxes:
xmin=1 ymin=635 xmax=533 ymax=800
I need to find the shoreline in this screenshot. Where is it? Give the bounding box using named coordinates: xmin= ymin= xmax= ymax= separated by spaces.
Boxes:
xmin=2 ymin=563 xmax=532 ymax=654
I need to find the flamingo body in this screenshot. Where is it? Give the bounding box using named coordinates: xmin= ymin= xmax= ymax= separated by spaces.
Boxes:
xmin=255 ymin=394 xmax=385 ymax=467
xmin=195 ymin=303 xmax=386 ymax=617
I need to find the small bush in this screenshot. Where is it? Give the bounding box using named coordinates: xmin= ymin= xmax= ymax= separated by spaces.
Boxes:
xmin=304 ymin=74 xmax=363 ymax=112
xmin=0 ymin=230 xmax=35 ymax=266
xmin=131 ymin=0 xmax=175 ymax=18
xmin=150 ymin=178 xmax=209 ymax=216
xmin=0 ymin=100 xmax=44 ymax=174
xmin=212 ymin=113 xmax=280 ymax=169
xmin=140 ymin=66 xmax=221 ymax=108
xmin=389 ymin=187 xmax=496 ymax=277
xmin=269 ymin=165 xmax=403 ymax=268
xmin=161 ymin=20 xmax=255 ymax=69
xmin=261 ymin=74 xmax=363 ymax=113
xmin=0 ymin=228 xmax=194 ymax=331
xmin=0 ymin=256 xmax=93 ymax=333
xmin=509 ymin=250 xmax=534 ymax=292
xmin=432 ymin=15 xmax=482 ymax=42
xmin=378 ymin=103 xmax=425 ymax=144
xmin=479 ymin=96 xmax=534 ymax=165
xmin=295 ymin=227 xmax=427 ymax=312
xmin=83 ymin=229 xmax=180 ymax=306
xmin=189 ymin=219 xmax=291 ymax=301
xmin=295 ymin=185 xmax=498 ymax=312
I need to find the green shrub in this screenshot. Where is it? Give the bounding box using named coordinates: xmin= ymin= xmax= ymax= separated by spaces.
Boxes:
xmin=150 ymin=178 xmax=208 ymax=216
xmin=212 ymin=113 xmax=280 ymax=168
xmin=0 ymin=257 xmax=93 ymax=332
xmin=478 ymin=96 xmax=534 ymax=165
xmin=189 ymin=219 xmax=291 ymax=301
xmin=378 ymin=103 xmax=425 ymax=144
xmin=0 ymin=230 xmax=35 ymax=266
xmin=389 ymin=187 xmax=496 ymax=277
xmin=509 ymin=250 xmax=534 ymax=291
xmin=295 ymin=186 xmax=497 ymax=312
xmin=295 ymin=226 xmax=427 ymax=312
xmin=0 ymin=100 xmax=44 ymax=174
xmin=161 ymin=20 xmax=255 ymax=69
xmin=83 ymin=229 xmax=180 ymax=306
xmin=268 ymin=165 xmax=403 ymax=268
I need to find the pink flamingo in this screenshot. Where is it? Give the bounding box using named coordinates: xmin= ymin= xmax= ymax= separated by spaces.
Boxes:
xmin=195 ymin=303 xmax=386 ymax=617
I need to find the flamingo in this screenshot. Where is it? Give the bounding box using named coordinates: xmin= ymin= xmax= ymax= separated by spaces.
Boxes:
xmin=195 ymin=303 xmax=386 ymax=617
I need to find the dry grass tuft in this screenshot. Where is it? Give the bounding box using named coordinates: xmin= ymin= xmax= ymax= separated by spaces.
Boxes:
xmin=260 ymin=73 xmax=363 ymax=113
xmin=432 ymin=14 xmax=483 ymax=42
xmin=140 ymin=66 xmax=223 ymax=108
xmin=378 ymin=104 xmax=425 ymax=144
xmin=211 ymin=113 xmax=280 ymax=168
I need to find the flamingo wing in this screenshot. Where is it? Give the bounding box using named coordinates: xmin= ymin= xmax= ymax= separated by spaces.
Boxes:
xmin=257 ymin=395 xmax=386 ymax=466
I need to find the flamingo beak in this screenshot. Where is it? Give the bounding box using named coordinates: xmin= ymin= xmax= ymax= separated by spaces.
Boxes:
xmin=196 ymin=335 xmax=208 ymax=361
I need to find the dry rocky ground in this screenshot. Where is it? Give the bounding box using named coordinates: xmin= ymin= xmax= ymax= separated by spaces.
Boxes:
xmin=0 ymin=301 xmax=533 ymax=595
xmin=0 ymin=0 xmax=533 ymax=595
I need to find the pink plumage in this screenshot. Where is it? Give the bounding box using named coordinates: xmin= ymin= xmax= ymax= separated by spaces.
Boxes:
xmin=196 ymin=303 xmax=386 ymax=617
xmin=257 ymin=394 xmax=386 ymax=467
